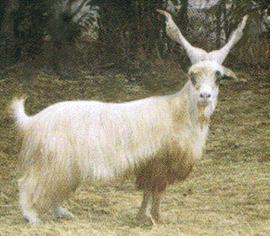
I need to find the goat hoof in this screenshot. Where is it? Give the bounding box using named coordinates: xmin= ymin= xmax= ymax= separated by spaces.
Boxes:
xmin=25 ymin=217 xmax=42 ymax=225
xmin=151 ymin=214 xmax=164 ymax=225
xmin=52 ymin=207 xmax=77 ymax=220
xmin=136 ymin=213 xmax=153 ymax=225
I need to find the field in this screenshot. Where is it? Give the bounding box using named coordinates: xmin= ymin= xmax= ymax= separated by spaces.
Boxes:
xmin=0 ymin=62 xmax=270 ymax=236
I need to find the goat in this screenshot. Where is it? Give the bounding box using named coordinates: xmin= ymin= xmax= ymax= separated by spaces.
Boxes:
xmin=10 ymin=11 xmax=247 ymax=225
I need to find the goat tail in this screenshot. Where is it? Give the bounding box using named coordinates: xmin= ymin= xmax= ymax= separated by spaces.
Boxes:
xmin=10 ymin=97 xmax=31 ymax=131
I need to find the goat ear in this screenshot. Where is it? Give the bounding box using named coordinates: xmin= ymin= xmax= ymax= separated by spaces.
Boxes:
xmin=221 ymin=66 xmax=238 ymax=80
xmin=157 ymin=9 xmax=208 ymax=64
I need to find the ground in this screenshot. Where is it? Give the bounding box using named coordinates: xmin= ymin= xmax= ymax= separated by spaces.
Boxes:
xmin=0 ymin=62 xmax=270 ymax=236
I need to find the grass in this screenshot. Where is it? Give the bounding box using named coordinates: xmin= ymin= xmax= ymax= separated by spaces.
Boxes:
xmin=0 ymin=61 xmax=270 ymax=236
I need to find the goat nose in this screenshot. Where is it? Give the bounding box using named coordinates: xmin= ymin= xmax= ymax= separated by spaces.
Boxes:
xmin=200 ymin=93 xmax=211 ymax=99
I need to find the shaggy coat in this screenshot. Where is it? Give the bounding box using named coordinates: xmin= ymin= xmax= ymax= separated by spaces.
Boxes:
xmin=10 ymin=10 xmax=248 ymax=225
xmin=11 ymin=62 xmax=222 ymax=224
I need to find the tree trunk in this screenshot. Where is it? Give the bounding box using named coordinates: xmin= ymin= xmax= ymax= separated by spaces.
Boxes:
xmin=222 ymin=0 xmax=228 ymax=41
xmin=216 ymin=0 xmax=222 ymax=48
xmin=177 ymin=0 xmax=189 ymax=33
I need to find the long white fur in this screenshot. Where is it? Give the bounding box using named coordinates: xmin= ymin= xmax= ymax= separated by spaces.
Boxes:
xmin=11 ymin=62 xmax=221 ymax=224
xmin=10 ymin=11 xmax=247 ymax=224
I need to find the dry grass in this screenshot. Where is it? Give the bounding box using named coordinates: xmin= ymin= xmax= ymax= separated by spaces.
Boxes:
xmin=0 ymin=62 xmax=269 ymax=236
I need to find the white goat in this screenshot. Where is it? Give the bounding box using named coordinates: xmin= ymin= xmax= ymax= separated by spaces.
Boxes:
xmin=10 ymin=11 xmax=247 ymax=225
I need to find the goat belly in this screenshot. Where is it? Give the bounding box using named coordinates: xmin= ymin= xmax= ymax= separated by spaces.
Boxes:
xmin=136 ymin=155 xmax=193 ymax=193
xmin=136 ymin=158 xmax=169 ymax=193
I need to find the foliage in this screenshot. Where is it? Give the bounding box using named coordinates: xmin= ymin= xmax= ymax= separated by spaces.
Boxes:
xmin=227 ymin=0 xmax=263 ymax=24
xmin=0 ymin=0 xmax=270 ymax=71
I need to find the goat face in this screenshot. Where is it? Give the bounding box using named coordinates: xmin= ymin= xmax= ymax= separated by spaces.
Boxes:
xmin=188 ymin=61 xmax=223 ymax=109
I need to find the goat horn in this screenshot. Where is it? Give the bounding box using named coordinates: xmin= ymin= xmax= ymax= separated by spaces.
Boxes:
xmin=208 ymin=15 xmax=249 ymax=64
xmin=157 ymin=9 xmax=208 ymax=64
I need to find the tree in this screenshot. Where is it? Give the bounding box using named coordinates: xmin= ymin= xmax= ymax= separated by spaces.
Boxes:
xmin=176 ymin=0 xmax=188 ymax=33
xmin=14 ymin=0 xmax=48 ymax=60
xmin=216 ymin=0 xmax=226 ymax=48
xmin=95 ymin=0 xmax=164 ymax=64
xmin=0 ymin=0 xmax=19 ymax=66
